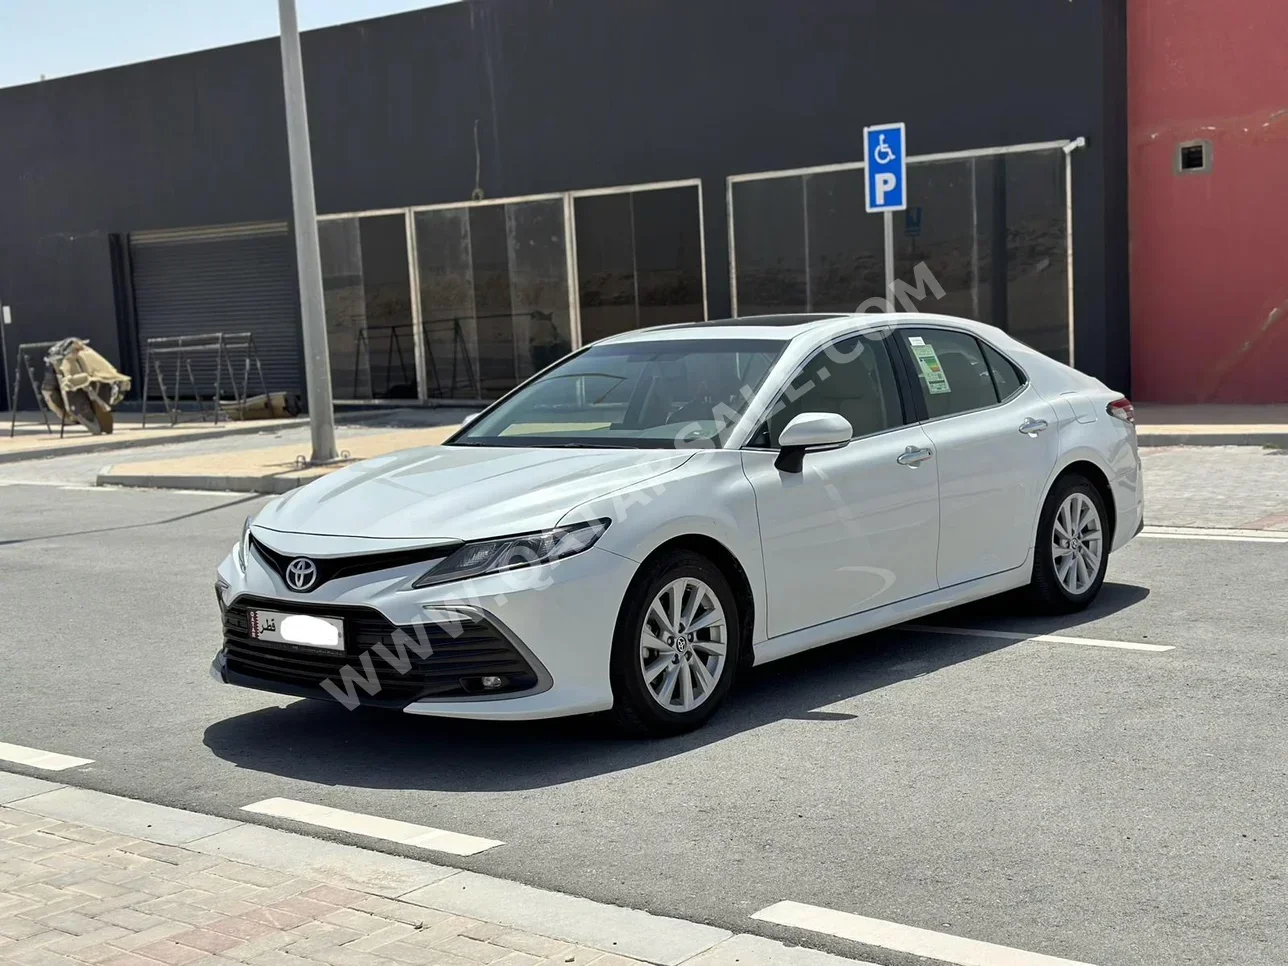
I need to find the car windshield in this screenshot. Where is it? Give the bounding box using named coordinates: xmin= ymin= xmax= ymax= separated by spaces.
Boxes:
xmin=450 ymin=338 xmax=785 ymax=449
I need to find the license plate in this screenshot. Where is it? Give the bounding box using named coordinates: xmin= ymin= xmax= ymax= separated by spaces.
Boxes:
xmin=249 ymin=609 xmax=345 ymax=651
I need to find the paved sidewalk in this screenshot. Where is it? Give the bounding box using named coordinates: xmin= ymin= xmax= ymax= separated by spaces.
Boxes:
xmin=1134 ymin=403 xmax=1288 ymax=447
xmin=0 ymin=774 xmax=869 ymax=966
xmin=97 ymin=427 xmax=461 ymax=494
xmin=0 ymin=414 xmax=307 ymax=466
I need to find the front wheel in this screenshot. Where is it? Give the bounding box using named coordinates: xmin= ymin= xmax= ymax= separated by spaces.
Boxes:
xmin=609 ymin=551 xmax=741 ymax=737
xmin=1029 ymin=474 xmax=1109 ymax=613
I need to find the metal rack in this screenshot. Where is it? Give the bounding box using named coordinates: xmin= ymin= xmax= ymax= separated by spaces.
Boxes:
xmin=7 ymin=340 xmax=67 ymax=438
xmin=140 ymin=332 xmax=269 ymax=427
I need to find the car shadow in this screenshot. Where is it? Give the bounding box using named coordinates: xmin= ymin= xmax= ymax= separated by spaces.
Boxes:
xmin=202 ymin=581 xmax=1149 ymax=792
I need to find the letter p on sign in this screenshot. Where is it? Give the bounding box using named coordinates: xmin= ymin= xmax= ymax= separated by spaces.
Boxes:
xmin=874 ymin=173 xmax=897 ymax=205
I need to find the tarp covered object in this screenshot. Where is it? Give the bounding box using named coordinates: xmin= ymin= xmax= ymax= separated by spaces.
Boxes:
xmin=42 ymin=338 xmax=132 ymax=435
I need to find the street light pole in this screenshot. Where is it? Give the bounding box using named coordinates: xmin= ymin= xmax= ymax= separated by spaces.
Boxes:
xmin=277 ymin=0 xmax=337 ymax=463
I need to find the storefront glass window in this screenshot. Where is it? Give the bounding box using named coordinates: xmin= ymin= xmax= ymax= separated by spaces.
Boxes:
xmin=575 ymin=185 xmax=704 ymax=344
xmin=732 ymin=147 xmax=1071 ymax=364
xmin=319 ymin=213 xmax=416 ymax=400
xmin=414 ymin=198 xmax=572 ymax=400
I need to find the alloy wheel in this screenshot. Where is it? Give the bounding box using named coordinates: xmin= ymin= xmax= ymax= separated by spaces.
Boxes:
xmin=1052 ymin=491 xmax=1103 ymax=595
xmin=639 ymin=577 xmax=728 ymax=713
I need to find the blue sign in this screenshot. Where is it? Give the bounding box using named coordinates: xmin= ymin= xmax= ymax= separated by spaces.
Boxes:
xmin=863 ymin=122 xmax=907 ymax=212
xmin=904 ymin=206 xmax=923 ymax=237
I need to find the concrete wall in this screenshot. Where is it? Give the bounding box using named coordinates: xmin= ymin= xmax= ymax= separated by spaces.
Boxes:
xmin=1128 ymin=0 xmax=1288 ymax=403
xmin=0 ymin=0 xmax=1128 ymax=405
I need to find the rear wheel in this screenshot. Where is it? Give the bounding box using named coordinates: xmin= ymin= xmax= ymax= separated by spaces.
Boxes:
xmin=609 ymin=551 xmax=741 ymax=737
xmin=1029 ymin=474 xmax=1109 ymax=612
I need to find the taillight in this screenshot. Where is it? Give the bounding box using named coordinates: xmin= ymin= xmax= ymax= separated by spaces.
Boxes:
xmin=1107 ymin=398 xmax=1135 ymax=424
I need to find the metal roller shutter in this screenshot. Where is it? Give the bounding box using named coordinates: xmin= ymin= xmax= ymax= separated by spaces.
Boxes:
xmin=130 ymin=222 xmax=303 ymax=398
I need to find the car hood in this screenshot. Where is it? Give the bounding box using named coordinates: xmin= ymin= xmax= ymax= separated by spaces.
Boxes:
xmin=254 ymin=444 xmax=693 ymax=542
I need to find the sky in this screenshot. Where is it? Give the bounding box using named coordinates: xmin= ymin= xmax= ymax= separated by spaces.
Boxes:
xmin=0 ymin=0 xmax=456 ymax=89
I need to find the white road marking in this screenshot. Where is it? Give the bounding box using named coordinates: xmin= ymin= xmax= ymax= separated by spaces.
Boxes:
xmin=0 ymin=741 xmax=94 ymax=771
xmin=753 ymin=901 xmax=1099 ymax=966
xmin=1140 ymin=525 xmax=1288 ymax=543
xmin=906 ymin=625 xmax=1172 ymax=652
xmin=242 ymin=797 xmax=503 ymax=856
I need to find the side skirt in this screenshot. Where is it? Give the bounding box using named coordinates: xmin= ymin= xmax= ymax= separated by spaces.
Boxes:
xmin=752 ymin=562 xmax=1032 ymax=667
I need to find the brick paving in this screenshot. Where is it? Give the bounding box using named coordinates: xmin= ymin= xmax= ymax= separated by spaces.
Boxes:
xmin=0 ymin=805 xmax=647 ymax=966
xmin=1139 ymin=444 xmax=1288 ymax=529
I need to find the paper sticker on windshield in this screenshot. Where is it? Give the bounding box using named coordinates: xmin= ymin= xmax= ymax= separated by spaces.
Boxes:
xmin=908 ymin=336 xmax=925 ymax=346
xmin=911 ymin=343 xmax=952 ymax=395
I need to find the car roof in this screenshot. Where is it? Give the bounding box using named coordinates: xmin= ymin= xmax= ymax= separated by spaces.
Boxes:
xmin=592 ymin=312 xmax=989 ymax=345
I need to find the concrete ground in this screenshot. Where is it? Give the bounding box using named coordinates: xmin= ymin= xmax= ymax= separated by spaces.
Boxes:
xmin=1 ymin=447 xmax=1286 ymax=966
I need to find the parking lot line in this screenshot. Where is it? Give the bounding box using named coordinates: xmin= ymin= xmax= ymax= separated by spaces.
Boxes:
xmin=906 ymin=625 xmax=1173 ymax=652
xmin=0 ymin=740 xmax=94 ymax=771
xmin=242 ymin=797 xmax=504 ymax=856
xmin=1141 ymin=525 xmax=1288 ymax=543
xmin=752 ymin=900 xmax=1098 ymax=966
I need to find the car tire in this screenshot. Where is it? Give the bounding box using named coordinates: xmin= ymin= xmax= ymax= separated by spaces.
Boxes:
xmin=1029 ymin=473 xmax=1110 ymax=613
xmin=609 ymin=550 xmax=742 ymax=737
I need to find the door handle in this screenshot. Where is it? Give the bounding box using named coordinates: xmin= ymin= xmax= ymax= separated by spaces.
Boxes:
xmin=897 ymin=445 xmax=933 ymax=467
xmin=1019 ymin=417 xmax=1049 ymax=436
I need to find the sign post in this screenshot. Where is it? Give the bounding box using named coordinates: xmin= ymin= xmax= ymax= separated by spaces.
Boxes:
xmin=863 ymin=122 xmax=908 ymax=309
xmin=1 ymin=305 xmax=11 ymax=413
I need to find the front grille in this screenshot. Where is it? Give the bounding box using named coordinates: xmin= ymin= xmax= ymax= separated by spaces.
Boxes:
xmin=249 ymin=534 xmax=458 ymax=592
xmin=221 ymin=596 xmax=539 ymax=706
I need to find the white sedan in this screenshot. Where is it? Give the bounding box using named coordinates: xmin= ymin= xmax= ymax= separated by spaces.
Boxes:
xmin=212 ymin=313 xmax=1143 ymax=735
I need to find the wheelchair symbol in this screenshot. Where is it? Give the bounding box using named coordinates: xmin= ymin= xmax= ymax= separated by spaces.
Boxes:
xmin=872 ymin=134 xmax=896 ymax=165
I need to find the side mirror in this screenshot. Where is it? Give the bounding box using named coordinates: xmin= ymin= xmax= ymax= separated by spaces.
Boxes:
xmin=461 ymin=412 xmax=480 ymax=427
xmin=775 ymin=412 xmax=852 ymax=473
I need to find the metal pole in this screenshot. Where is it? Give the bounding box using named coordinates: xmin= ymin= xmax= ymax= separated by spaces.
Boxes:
xmin=0 ymin=305 xmax=10 ymax=414
xmin=883 ymin=210 xmax=895 ymax=310
xmin=278 ymin=0 xmax=337 ymax=463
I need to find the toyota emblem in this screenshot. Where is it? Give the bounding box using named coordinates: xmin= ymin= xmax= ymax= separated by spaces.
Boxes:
xmin=285 ymin=558 xmax=318 ymax=592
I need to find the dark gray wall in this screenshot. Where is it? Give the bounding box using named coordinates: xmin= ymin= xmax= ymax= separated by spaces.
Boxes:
xmin=0 ymin=0 xmax=1129 ymax=405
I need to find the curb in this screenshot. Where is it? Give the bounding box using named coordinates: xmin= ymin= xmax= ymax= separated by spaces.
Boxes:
xmin=0 ymin=770 xmax=877 ymax=966
xmin=1136 ymin=431 xmax=1288 ymax=448
xmin=96 ymin=469 xmax=322 ymax=494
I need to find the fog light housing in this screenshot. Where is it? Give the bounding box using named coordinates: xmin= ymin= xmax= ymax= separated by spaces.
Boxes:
xmin=461 ymin=675 xmax=509 ymax=694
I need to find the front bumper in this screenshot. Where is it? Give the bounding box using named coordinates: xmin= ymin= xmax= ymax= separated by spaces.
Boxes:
xmin=213 ymin=543 xmax=637 ymax=720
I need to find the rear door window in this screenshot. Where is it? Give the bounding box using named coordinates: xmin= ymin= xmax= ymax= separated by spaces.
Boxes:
xmin=898 ymin=328 xmax=999 ymax=418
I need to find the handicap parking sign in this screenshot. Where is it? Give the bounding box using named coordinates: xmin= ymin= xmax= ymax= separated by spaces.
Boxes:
xmin=864 ymin=122 xmax=907 ymax=212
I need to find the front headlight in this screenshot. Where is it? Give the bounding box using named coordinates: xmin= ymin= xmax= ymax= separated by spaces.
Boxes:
xmin=234 ymin=515 xmax=253 ymax=573
xmin=412 ymin=518 xmax=611 ymax=589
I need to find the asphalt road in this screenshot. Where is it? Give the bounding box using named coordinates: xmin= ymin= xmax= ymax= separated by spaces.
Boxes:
xmin=1 ymin=456 xmax=1286 ymax=966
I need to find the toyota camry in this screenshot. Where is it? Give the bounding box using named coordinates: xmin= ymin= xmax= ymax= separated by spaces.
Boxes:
xmin=212 ymin=313 xmax=1143 ymax=735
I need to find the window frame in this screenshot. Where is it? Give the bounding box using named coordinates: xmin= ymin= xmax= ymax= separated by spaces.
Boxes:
xmin=889 ymin=323 xmax=1031 ymax=424
xmin=741 ymin=325 xmax=914 ymax=451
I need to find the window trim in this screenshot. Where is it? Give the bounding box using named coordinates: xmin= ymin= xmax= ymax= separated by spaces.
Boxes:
xmin=740 ymin=326 xmax=913 ymax=451
xmin=890 ymin=323 xmax=1031 ymax=425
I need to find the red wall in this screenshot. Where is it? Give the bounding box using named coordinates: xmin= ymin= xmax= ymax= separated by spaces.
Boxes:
xmin=1128 ymin=0 xmax=1288 ymax=403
